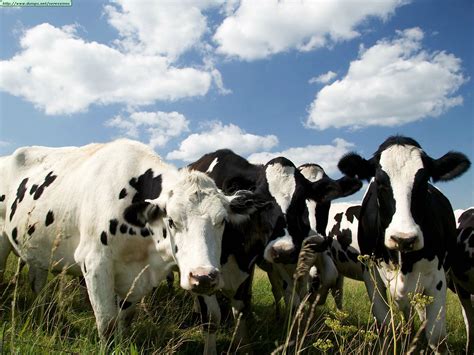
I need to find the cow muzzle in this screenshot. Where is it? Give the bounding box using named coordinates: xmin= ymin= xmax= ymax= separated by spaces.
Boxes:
xmin=188 ymin=267 xmax=221 ymax=294
xmin=388 ymin=234 xmax=419 ymax=252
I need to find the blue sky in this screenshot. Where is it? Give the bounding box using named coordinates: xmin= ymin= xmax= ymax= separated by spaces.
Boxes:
xmin=0 ymin=0 xmax=472 ymax=209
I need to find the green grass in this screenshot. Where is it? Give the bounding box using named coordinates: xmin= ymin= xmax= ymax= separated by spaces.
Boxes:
xmin=0 ymin=255 xmax=467 ymax=354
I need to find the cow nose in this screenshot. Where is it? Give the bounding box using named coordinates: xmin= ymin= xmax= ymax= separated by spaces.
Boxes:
xmin=390 ymin=235 xmax=417 ymax=251
xmin=271 ymin=247 xmax=298 ymax=264
xmin=189 ymin=268 xmax=220 ymax=294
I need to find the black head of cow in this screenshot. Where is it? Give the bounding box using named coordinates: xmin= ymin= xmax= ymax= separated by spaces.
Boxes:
xmin=261 ymin=157 xmax=362 ymax=264
xmin=338 ymin=136 xmax=470 ymax=253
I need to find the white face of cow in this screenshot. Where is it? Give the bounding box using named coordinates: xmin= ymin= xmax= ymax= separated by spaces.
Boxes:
xmin=379 ymin=145 xmax=425 ymax=251
xmin=155 ymin=173 xmax=227 ymax=293
xmin=125 ymin=169 xmax=265 ymax=294
xmin=263 ymin=163 xmax=297 ymax=262
xmin=299 ymin=164 xmax=325 ymax=233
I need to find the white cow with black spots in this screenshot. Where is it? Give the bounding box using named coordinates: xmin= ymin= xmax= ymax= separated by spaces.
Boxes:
xmin=0 ymin=139 xmax=262 ymax=342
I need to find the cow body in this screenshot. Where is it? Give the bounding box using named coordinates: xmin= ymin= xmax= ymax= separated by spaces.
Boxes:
xmin=338 ymin=136 xmax=470 ymax=352
xmin=451 ymin=207 xmax=474 ymax=353
xmin=189 ymin=150 xmax=361 ymax=353
xmin=0 ymin=140 xmax=260 ymax=340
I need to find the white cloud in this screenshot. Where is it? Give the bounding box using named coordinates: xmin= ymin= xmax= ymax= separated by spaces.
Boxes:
xmin=309 ymin=71 xmax=337 ymax=84
xmin=214 ymin=0 xmax=406 ymax=60
xmin=106 ymin=111 xmax=189 ymax=149
xmin=105 ymin=0 xmax=223 ymax=60
xmin=307 ymin=27 xmax=467 ymax=130
xmin=247 ymin=138 xmax=354 ymax=175
xmin=0 ymin=140 xmax=11 ymax=148
xmin=167 ymin=121 xmax=278 ymax=162
xmin=0 ymin=24 xmax=211 ymax=115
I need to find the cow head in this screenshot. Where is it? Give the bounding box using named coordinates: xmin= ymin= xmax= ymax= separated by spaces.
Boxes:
xmin=124 ymin=169 xmax=264 ymax=294
xmin=338 ymin=136 xmax=470 ymax=252
xmin=262 ymin=158 xmax=362 ymax=264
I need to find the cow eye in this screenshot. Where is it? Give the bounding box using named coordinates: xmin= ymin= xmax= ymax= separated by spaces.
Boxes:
xmin=168 ymin=218 xmax=175 ymax=229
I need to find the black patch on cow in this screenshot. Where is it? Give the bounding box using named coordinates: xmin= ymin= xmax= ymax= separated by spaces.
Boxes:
xmin=33 ymin=171 xmax=57 ymax=200
xmin=336 ymin=229 xmax=353 ymax=250
xmin=45 ymin=210 xmax=54 ymax=226
xmin=129 ymin=228 xmax=136 ymax=235
xmin=0 ymin=194 xmax=5 ymax=202
xmin=162 ymin=228 xmax=167 ymax=239
xmin=120 ymin=224 xmax=128 ymax=234
xmin=11 ymin=227 xmax=18 ymax=244
xmin=100 ymin=231 xmax=108 ymax=245
xmin=119 ymin=188 xmax=128 ymax=200
xmin=118 ymin=299 xmax=132 ymax=310
xmin=345 ymin=205 xmax=361 ymax=223
xmin=436 ymin=280 xmax=443 ymax=291
xmin=338 ymin=250 xmax=349 ymax=263
xmin=334 ymin=212 xmax=343 ymax=224
xmin=175 ymin=245 xmax=179 ymax=254
xmin=27 ymin=225 xmax=35 ymax=236
xmin=29 ymin=184 xmax=38 ymax=195
xmin=140 ymin=228 xmax=150 ymax=237
xmin=109 ymin=219 xmax=119 ymax=235
xmin=10 ymin=178 xmax=29 ymax=221
xmin=282 ymin=280 xmax=288 ymax=290
xmin=129 ymin=169 xmax=162 ymax=203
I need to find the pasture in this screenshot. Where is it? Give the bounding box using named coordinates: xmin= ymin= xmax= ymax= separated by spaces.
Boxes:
xmin=0 ymin=255 xmax=467 ymax=354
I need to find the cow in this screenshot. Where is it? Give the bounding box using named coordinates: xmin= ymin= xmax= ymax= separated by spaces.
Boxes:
xmin=450 ymin=207 xmax=474 ymax=354
xmin=302 ymin=202 xmax=362 ymax=309
xmin=337 ymin=135 xmax=470 ymax=352
xmin=0 ymin=139 xmax=263 ymax=341
xmin=188 ymin=149 xmax=361 ymax=353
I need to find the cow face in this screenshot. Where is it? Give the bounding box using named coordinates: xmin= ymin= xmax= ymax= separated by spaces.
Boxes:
xmin=338 ymin=136 xmax=470 ymax=253
xmin=125 ymin=170 xmax=264 ymax=294
xmin=262 ymin=158 xmax=362 ymax=264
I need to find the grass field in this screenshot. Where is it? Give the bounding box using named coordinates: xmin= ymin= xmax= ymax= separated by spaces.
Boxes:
xmin=0 ymin=255 xmax=467 ymax=354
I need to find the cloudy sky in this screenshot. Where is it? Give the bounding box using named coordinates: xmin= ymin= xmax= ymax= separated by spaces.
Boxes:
xmin=0 ymin=0 xmax=472 ymax=208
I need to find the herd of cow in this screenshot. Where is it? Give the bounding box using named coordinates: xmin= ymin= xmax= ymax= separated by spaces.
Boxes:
xmin=0 ymin=135 xmax=472 ymax=354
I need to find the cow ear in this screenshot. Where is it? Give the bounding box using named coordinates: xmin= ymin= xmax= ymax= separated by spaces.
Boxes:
xmin=338 ymin=153 xmax=375 ymax=181
xmin=309 ymin=178 xmax=342 ymax=203
xmin=335 ymin=176 xmax=363 ymax=198
xmin=309 ymin=176 xmax=361 ymax=202
xmin=430 ymin=152 xmax=470 ymax=182
xmin=227 ymin=190 xmax=271 ymax=224
xmin=124 ymin=201 xmax=163 ymax=227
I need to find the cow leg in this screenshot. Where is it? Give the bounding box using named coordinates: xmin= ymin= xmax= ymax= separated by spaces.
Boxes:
xmin=117 ymin=297 xmax=138 ymax=336
xmin=28 ymin=266 xmax=48 ymax=294
xmin=198 ymin=295 xmax=221 ymax=355
xmin=82 ymin=255 xmax=117 ymax=340
xmin=166 ymin=271 xmax=174 ymax=290
xmin=229 ymin=270 xmax=255 ymax=352
xmin=455 ymin=284 xmax=474 ymax=354
xmin=260 ymin=260 xmax=284 ymax=319
xmin=0 ymin=231 xmax=12 ymax=283
xmin=332 ymin=274 xmax=344 ymax=310
xmin=363 ymin=269 xmax=390 ymax=326
xmin=424 ymin=275 xmax=447 ymax=354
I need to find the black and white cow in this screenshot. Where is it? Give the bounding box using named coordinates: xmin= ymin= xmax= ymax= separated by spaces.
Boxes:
xmin=301 ymin=202 xmax=361 ymax=309
xmin=0 ymin=140 xmax=263 ymax=340
xmin=338 ymin=136 xmax=470 ymax=352
xmin=297 ymin=163 xmax=368 ymax=309
xmin=189 ymin=149 xmax=361 ymax=353
xmin=450 ymin=207 xmax=474 ymax=354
